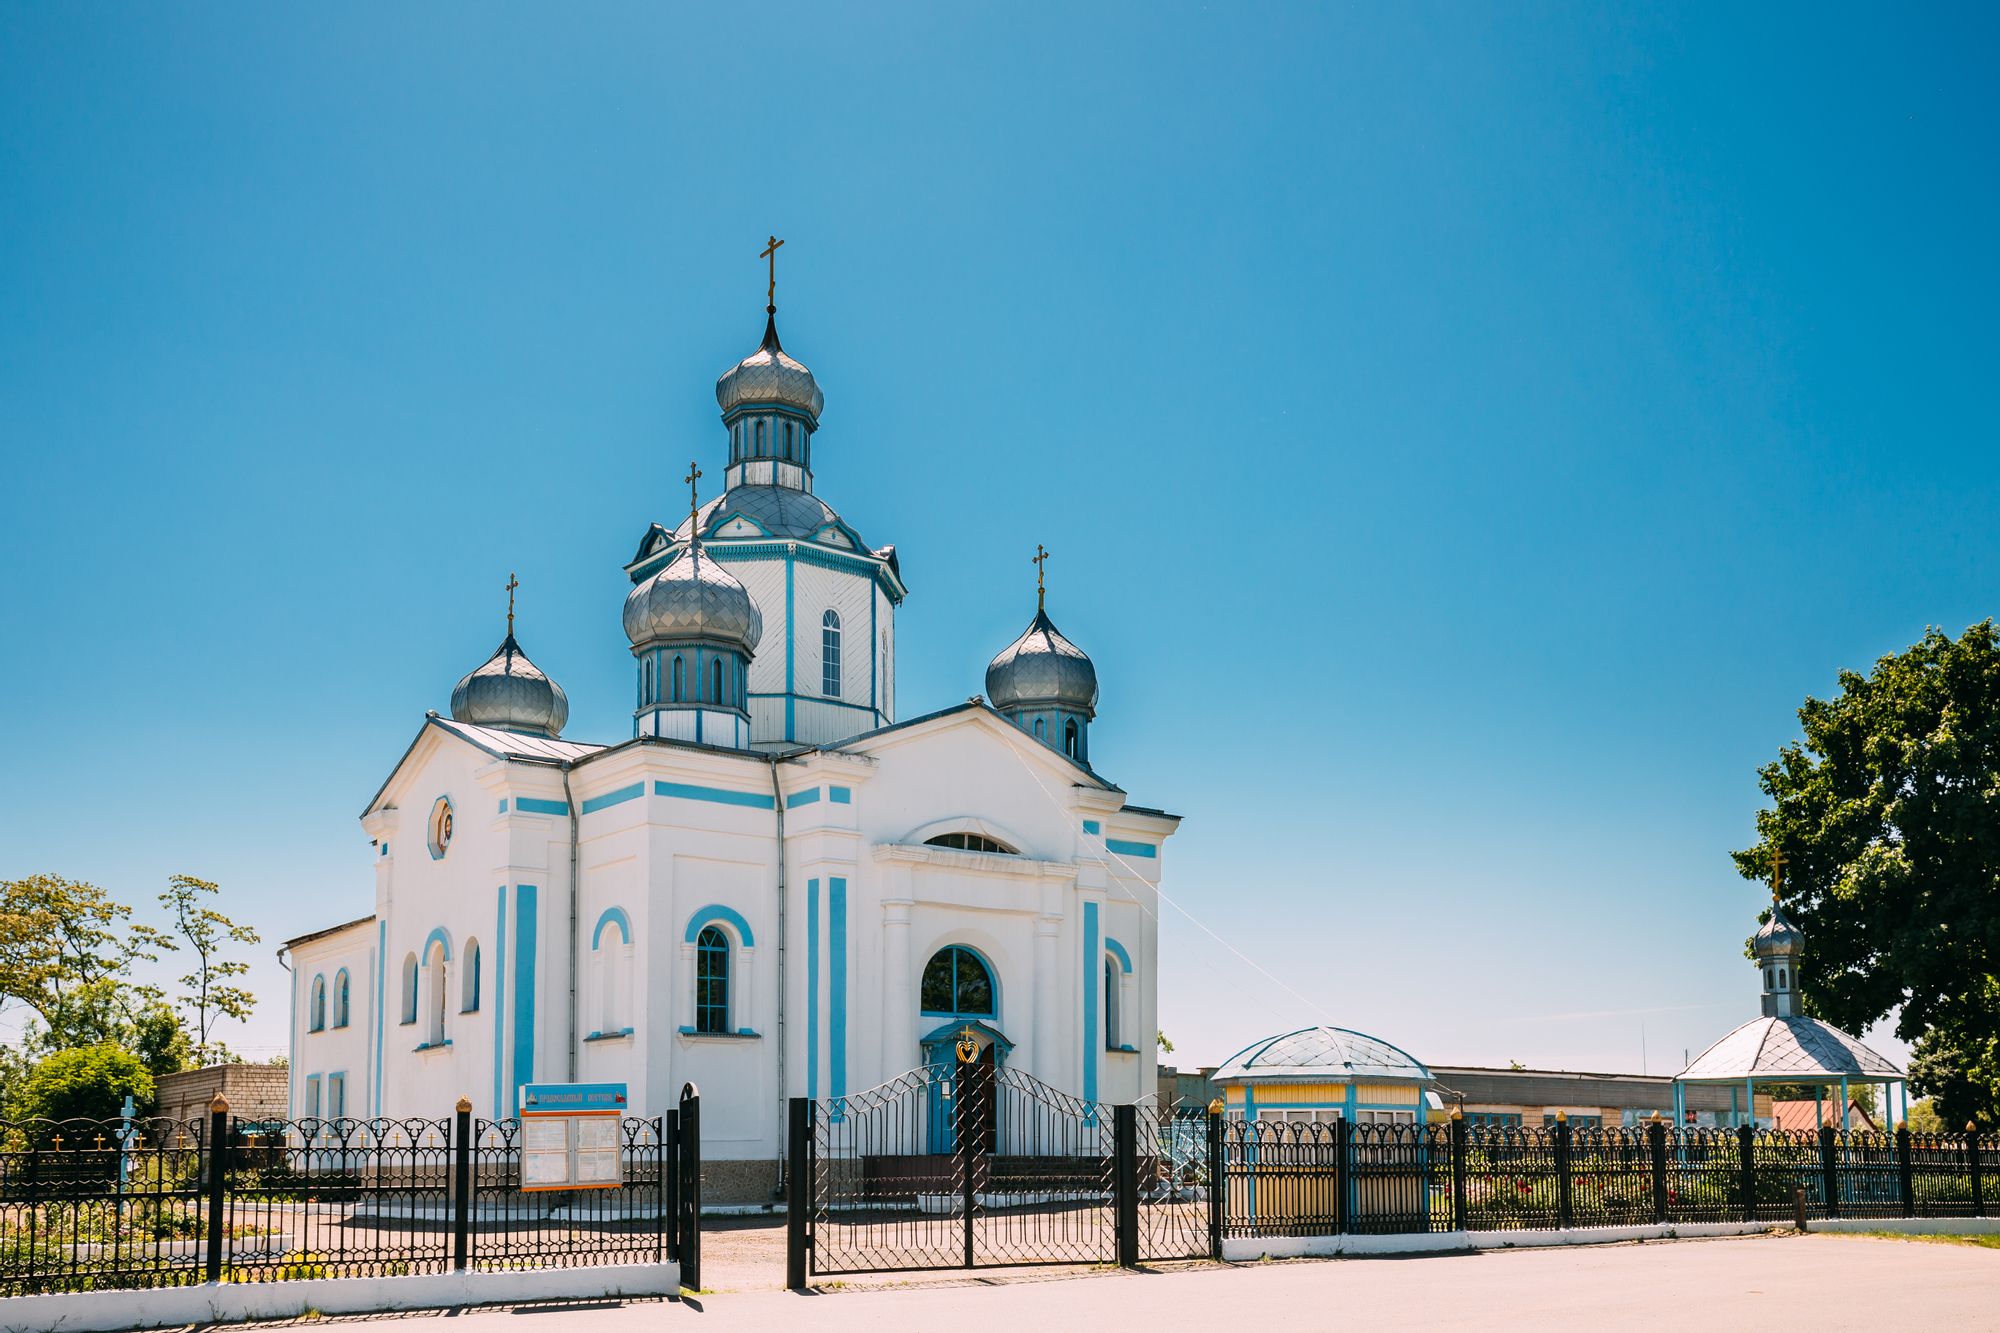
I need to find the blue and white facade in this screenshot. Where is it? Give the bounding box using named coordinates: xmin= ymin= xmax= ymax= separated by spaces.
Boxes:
xmin=281 ymin=294 xmax=1178 ymax=1196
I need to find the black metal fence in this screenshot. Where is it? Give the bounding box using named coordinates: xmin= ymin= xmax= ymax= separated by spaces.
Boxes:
xmin=0 ymin=1089 xmax=701 ymax=1296
xmin=1220 ymin=1119 xmax=2000 ymax=1239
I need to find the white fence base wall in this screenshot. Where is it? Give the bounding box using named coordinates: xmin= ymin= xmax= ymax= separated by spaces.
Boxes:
xmin=0 ymin=1261 xmax=681 ymax=1333
xmin=1221 ymin=1215 xmax=2000 ymax=1262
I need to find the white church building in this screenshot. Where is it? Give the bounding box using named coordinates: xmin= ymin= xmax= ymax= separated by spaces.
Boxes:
xmin=281 ymin=270 xmax=1178 ymax=1198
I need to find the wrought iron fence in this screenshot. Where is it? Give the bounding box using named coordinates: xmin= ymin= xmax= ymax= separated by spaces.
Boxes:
xmin=0 ymin=1094 xmax=697 ymax=1296
xmin=1220 ymin=1118 xmax=2000 ymax=1239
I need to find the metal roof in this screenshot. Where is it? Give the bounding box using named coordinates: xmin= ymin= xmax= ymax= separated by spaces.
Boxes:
xmin=1677 ymin=1015 xmax=1902 ymax=1084
xmin=428 ymin=716 xmax=602 ymax=764
xmin=1213 ymin=1026 xmax=1434 ymax=1084
xmin=282 ymin=914 xmax=376 ymax=951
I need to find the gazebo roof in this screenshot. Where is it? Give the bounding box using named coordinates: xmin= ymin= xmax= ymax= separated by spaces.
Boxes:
xmin=1677 ymin=1014 xmax=1901 ymax=1084
xmin=1213 ymin=1026 xmax=1433 ymax=1084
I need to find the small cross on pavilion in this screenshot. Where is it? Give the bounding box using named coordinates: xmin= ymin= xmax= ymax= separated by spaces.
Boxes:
xmin=760 ymin=235 xmax=784 ymax=314
xmin=505 ymin=573 xmax=519 ymax=636
xmin=1032 ymin=543 xmax=1049 ymax=610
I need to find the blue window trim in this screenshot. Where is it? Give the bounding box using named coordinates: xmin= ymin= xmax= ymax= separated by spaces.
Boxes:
xmin=684 ymin=903 xmax=755 ymax=948
xmin=1104 ymin=938 xmax=1133 ymax=973
xmin=919 ymin=944 xmax=999 ymax=1020
xmin=422 ymin=927 xmax=452 ymax=963
xmin=427 ymin=794 xmax=454 ymax=861
xmin=592 ymin=906 xmax=632 ymax=949
xmin=309 ymin=974 xmax=327 ymax=1032
xmin=332 ymin=968 xmax=350 ymax=1028
xmin=694 ymin=925 xmax=730 ymax=1034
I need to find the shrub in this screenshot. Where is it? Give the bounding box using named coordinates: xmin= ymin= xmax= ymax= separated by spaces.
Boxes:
xmin=7 ymin=1044 xmax=154 ymax=1123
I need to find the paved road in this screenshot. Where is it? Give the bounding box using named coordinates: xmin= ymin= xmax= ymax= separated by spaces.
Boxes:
xmin=278 ymin=1234 xmax=1997 ymax=1331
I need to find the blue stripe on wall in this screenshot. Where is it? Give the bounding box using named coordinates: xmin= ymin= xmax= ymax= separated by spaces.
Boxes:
xmin=806 ymin=879 xmax=820 ymax=1100
xmin=492 ymin=886 xmax=507 ymax=1119
xmin=829 ymin=786 xmax=851 ymax=804
xmin=512 ymin=885 xmax=538 ymax=1115
xmin=515 ymin=797 xmax=569 ymax=816
xmin=786 ymin=787 xmax=821 ymax=809
xmin=1082 ymin=820 xmax=1101 ymax=835
xmin=830 ymin=877 xmax=847 ymax=1104
xmin=373 ymin=920 xmax=386 ymax=1115
xmin=580 ymin=783 xmax=644 ymax=815
xmin=1105 ymin=838 xmax=1157 ymax=859
xmin=684 ymin=903 xmax=757 ymax=947
xmin=654 ymin=781 xmax=776 ymax=810
xmin=784 ymin=554 xmax=795 ymax=739
xmin=1082 ymin=900 xmax=1099 ymax=1106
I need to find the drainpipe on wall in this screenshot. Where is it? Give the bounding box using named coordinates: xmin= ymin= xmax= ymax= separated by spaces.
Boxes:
xmin=770 ymin=755 xmax=787 ymax=1193
xmin=564 ymin=763 xmax=581 ymax=1083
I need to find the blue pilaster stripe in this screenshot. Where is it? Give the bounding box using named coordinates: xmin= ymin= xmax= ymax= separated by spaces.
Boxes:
xmin=492 ymin=886 xmax=507 ymax=1121
xmin=373 ymin=920 xmax=386 ymax=1115
xmin=516 ymin=797 xmax=568 ymax=816
xmin=512 ymin=885 xmax=538 ymax=1115
xmin=1083 ymin=900 xmax=1099 ymax=1107
xmin=784 ymin=553 xmax=796 ymax=739
xmin=1105 ymin=838 xmax=1156 ymax=859
xmin=830 ymin=877 xmax=847 ymax=1107
xmin=581 ymin=783 xmax=644 ymax=815
xmin=806 ymin=879 xmax=820 ymax=1100
xmin=654 ymin=781 xmax=776 ymax=810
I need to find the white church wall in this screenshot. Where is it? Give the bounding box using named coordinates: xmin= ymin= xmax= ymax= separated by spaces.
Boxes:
xmin=289 ymin=925 xmax=373 ymax=1122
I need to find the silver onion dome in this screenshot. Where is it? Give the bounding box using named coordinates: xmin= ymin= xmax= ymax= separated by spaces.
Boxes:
xmin=450 ymin=634 xmax=570 ymax=737
xmin=715 ymin=315 xmax=824 ymax=421
xmin=985 ymin=607 xmax=1099 ymax=716
xmin=1754 ymin=903 xmax=1805 ymax=956
xmin=623 ymin=545 xmax=763 ymax=652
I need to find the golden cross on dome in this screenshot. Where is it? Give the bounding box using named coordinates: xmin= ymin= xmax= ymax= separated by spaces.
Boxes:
xmin=1769 ymin=848 xmax=1786 ymax=903
xmin=685 ymin=461 xmax=702 ymax=533
xmin=760 ymin=235 xmax=785 ymax=313
xmin=1032 ymin=543 xmax=1049 ymax=610
xmin=505 ymin=573 xmax=519 ymax=636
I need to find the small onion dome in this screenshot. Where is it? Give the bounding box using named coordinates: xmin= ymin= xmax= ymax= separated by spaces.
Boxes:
xmin=715 ymin=315 xmax=824 ymax=421
xmin=1754 ymin=903 xmax=1805 ymax=956
xmin=623 ymin=545 xmax=763 ymax=652
xmin=450 ymin=634 xmax=569 ymax=737
xmin=985 ymin=608 xmax=1099 ymax=717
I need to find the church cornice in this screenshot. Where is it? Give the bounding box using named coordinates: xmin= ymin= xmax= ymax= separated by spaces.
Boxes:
xmin=872 ymin=842 xmax=1078 ymax=882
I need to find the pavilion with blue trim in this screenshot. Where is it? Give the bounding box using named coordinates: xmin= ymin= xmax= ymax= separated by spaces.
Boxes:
xmin=1212 ymin=1025 xmax=1443 ymax=1124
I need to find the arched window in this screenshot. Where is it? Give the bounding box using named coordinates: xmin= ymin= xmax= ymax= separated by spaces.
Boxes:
xmin=1034 ymin=718 xmax=1046 ymax=740
xmin=1778 ymin=967 xmax=1787 ymax=989
xmin=821 ymin=611 xmax=841 ymax=696
xmin=672 ymin=655 xmax=684 ymax=703
xmin=309 ymin=975 xmax=327 ymax=1032
xmin=333 ymin=969 xmax=350 ymax=1028
xmin=462 ymin=940 xmax=481 ymax=1012
xmin=401 ymin=953 xmax=418 ymax=1025
xmin=695 ymin=927 xmax=729 ymax=1034
xmin=1104 ymin=957 xmax=1120 ymax=1050
xmin=425 ymin=940 xmax=449 ymax=1046
xmin=783 ymin=421 xmax=793 ymax=456
xmin=920 ymin=946 xmax=995 ymax=1017
xmin=755 ymin=420 xmax=766 ymax=455
xmin=642 ymin=656 xmax=655 ymax=704
xmin=924 ymin=832 xmax=1015 ymax=854
xmin=595 ymin=915 xmax=631 ymax=1035
xmin=1064 ymin=719 xmax=1079 ymax=759
xmin=711 ymin=657 xmax=724 ymax=704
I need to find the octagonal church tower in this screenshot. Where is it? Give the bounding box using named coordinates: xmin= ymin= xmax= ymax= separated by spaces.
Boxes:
xmin=624 ymin=283 xmax=906 ymax=749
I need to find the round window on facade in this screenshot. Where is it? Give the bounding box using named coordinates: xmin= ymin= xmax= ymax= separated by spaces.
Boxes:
xmin=428 ymin=795 xmax=454 ymax=860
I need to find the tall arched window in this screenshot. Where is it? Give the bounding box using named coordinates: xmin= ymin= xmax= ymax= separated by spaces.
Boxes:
xmin=920 ymin=946 xmax=995 ymax=1017
xmin=1104 ymin=957 xmax=1120 ymax=1050
xmin=695 ymin=927 xmax=730 ymax=1034
xmin=755 ymin=420 xmax=766 ymax=455
xmin=1034 ymin=717 xmax=1046 ymax=740
xmin=462 ymin=940 xmax=481 ymax=1012
xmin=595 ymin=917 xmax=631 ymax=1036
xmin=1064 ymin=719 xmax=1079 ymax=758
xmin=309 ymin=975 xmax=327 ymax=1032
xmin=672 ymin=655 xmax=684 ymax=703
xmin=425 ymin=940 xmax=449 ymax=1046
xmin=821 ymin=611 xmax=841 ymax=696
xmin=400 ymin=953 xmax=418 ymax=1025
xmin=783 ymin=421 xmax=793 ymax=456
xmin=642 ymin=656 xmax=655 ymax=704
xmin=333 ymin=969 xmax=350 ymax=1028
xmin=711 ymin=657 xmax=724 ymax=704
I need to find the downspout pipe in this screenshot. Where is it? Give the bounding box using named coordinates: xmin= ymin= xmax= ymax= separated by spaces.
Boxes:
xmin=770 ymin=755 xmax=787 ymax=1193
xmin=564 ymin=763 xmax=580 ymax=1083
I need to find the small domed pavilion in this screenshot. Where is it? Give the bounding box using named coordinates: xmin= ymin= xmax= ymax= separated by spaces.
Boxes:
xmin=1212 ymin=1025 xmax=1442 ymax=1125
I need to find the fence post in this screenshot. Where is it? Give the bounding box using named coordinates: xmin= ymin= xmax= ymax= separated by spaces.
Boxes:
xmin=664 ymin=1108 xmax=681 ymax=1263
xmin=1819 ymin=1124 xmax=1839 ymax=1219
xmin=786 ymin=1098 xmax=810 ymax=1289
xmin=1554 ymin=1113 xmax=1573 ymax=1230
xmin=678 ymin=1083 xmax=701 ymax=1292
xmin=1970 ymin=1123 xmax=1985 ymax=1219
xmin=1333 ymin=1116 xmax=1351 ymax=1235
xmin=451 ymin=1097 xmax=472 ymax=1271
xmin=1737 ymin=1123 xmax=1756 ymax=1222
xmin=1113 ymin=1105 xmax=1139 ymax=1268
xmin=1648 ymin=1116 xmax=1668 ymax=1224
xmin=1896 ymin=1124 xmax=1915 ymax=1218
xmin=204 ymin=1094 xmax=229 ymax=1284
xmin=1206 ymin=1102 xmax=1224 ymax=1261
xmin=1449 ymin=1111 xmax=1467 ymax=1233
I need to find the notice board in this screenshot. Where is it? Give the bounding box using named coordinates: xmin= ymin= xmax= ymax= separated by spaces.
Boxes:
xmin=518 ymin=1081 xmax=629 ymax=1191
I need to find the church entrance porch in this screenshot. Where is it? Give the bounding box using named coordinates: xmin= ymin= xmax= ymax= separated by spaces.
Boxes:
xmin=785 ymin=1064 xmax=1215 ymax=1283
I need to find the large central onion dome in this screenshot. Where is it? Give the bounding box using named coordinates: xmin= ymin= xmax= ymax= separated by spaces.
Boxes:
xmin=985 ymin=608 xmax=1099 ymax=716
xmin=450 ymin=634 xmax=569 ymax=737
xmin=623 ymin=544 xmax=764 ymax=652
xmin=715 ymin=315 xmax=824 ymax=422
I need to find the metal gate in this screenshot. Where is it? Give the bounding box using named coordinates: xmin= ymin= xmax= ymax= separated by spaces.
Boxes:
xmin=786 ymin=1065 xmax=1214 ymax=1283
xmin=665 ymin=1082 xmax=702 ymax=1289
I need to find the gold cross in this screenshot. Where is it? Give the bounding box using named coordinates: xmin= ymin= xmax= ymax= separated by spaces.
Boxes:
xmin=685 ymin=461 xmax=703 ymax=535
xmin=1769 ymin=848 xmax=1786 ymax=902
xmin=760 ymin=235 xmax=785 ymax=312
xmin=505 ymin=572 xmax=519 ymax=636
xmin=1032 ymin=544 xmax=1049 ymax=610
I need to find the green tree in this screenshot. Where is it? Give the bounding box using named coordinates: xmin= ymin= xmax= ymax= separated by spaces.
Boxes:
xmin=21 ymin=976 xmax=191 ymax=1080
xmin=7 ymin=1044 xmax=155 ymax=1122
xmin=0 ymin=875 xmax=168 ymax=1035
xmin=1733 ymin=621 xmax=2000 ymax=1129
xmin=158 ymin=875 xmax=260 ymax=1064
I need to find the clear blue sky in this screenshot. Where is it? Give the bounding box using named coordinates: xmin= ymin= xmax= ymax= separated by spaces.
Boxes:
xmin=3 ymin=4 xmax=1995 ymax=1077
